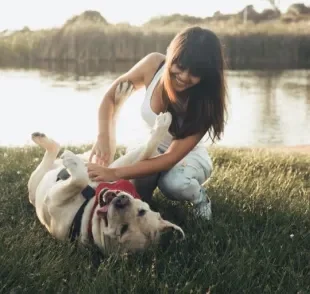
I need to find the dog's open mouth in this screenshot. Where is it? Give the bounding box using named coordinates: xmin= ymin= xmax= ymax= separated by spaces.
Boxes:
xmin=98 ymin=191 xmax=118 ymax=227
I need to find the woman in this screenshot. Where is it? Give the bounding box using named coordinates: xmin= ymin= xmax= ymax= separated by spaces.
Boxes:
xmin=87 ymin=26 xmax=228 ymax=219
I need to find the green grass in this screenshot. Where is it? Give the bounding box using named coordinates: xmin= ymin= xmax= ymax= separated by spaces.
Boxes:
xmin=0 ymin=145 xmax=309 ymax=293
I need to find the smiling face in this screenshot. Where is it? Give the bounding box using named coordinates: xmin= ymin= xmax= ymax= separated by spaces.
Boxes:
xmin=170 ymin=63 xmax=201 ymax=92
xmin=96 ymin=189 xmax=185 ymax=252
xmin=159 ymin=26 xmax=227 ymax=142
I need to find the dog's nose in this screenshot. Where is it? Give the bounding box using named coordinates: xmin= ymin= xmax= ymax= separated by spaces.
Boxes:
xmin=114 ymin=194 xmax=130 ymax=209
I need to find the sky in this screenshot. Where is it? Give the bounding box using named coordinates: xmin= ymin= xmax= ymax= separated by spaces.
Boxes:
xmin=1 ymin=0 xmax=310 ymax=31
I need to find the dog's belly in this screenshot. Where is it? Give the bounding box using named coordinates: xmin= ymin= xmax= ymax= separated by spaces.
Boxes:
xmin=47 ymin=197 xmax=85 ymax=239
xmin=35 ymin=167 xmax=86 ymax=240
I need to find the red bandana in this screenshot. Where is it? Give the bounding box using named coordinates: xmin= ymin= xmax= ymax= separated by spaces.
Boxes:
xmin=87 ymin=179 xmax=141 ymax=240
xmin=95 ymin=179 xmax=141 ymax=200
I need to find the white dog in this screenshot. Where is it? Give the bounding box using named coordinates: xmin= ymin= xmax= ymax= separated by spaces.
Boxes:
xmin=27 ymin=81 xmax=185 ymax=254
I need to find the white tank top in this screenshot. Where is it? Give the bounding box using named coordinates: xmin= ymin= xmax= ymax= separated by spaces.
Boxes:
xmin=140 ymin=63 xmax=204 ymax=152
xmin=140 ymin=65 xmax=172 ymax=151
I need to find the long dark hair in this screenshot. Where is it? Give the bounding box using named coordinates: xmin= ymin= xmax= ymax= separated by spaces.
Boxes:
xmin=161 ymin=26 xmax=228 ymax=143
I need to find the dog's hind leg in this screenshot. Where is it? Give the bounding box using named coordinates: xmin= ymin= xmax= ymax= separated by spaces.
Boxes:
xmin=28 ymin=132 xmax=60 ymax=206
xmin=47 ymin=150 xmax=89 ymax=206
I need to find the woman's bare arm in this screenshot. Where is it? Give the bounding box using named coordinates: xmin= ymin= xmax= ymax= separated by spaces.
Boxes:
xmin=97 ymin=52 xmax=165 ymax=137
xmin=90 ymin=52 xmax=165 ymax=164
xmin=113 ymin=132 xmax=204 ymax=180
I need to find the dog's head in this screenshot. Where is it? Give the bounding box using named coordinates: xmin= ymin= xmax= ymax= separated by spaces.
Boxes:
xmin=96 ymin=188 xmax=185 ymax=252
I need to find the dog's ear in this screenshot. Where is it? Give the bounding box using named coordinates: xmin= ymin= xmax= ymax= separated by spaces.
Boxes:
xmin=158 ymin=219 xmax=185 ymax=240
xmin=98 ymin=188 xmax=109 ymax=207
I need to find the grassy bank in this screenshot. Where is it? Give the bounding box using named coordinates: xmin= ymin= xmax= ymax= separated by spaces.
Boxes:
xmin=1 ymin=19 xmax=310 ymax=70
xmin=0 ymin=145 xmax=309 ymax=293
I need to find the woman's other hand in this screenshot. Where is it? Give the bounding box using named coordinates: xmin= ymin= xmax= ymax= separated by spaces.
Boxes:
xmin=87 ymin=163 xmax=117 ymax=182
xmin=89 ymin=134 xmax=115 ymax=166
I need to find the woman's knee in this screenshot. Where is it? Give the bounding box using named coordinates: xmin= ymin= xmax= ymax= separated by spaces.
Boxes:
xmin=158 ymin=173 xmax=186 ymax=197
xmin=158 ymin=172 xmax=203 ymax=204
xmin=131 ymin=173 xmax=159 ymax=201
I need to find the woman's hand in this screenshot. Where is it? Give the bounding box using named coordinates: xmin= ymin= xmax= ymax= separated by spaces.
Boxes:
xmin=89 ymin=134 xmax=115 ymax=166
xmin=87 ymin=163 xmax=118 ymax=182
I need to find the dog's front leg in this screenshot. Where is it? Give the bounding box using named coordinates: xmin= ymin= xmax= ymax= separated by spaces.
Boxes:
xmin=48 ymin=150 xmax=89 ymax=206
xmin=109 ymin=112 xmax=172 ymax=168
xmin=135 ymin=112 xmax=172 ymax=161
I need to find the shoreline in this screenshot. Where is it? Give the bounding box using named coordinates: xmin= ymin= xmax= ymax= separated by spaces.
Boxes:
xmin=259 ymin=145 xmax=310 ymax=155
xmin=2 ymin=143 xmax=310 ymax=155
xmin=215 ymin=144 xmax=310 ymax=155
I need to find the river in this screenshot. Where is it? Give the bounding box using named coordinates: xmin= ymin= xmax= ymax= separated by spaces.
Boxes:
xmin=1 ymin=66 xmax=309 ymax=149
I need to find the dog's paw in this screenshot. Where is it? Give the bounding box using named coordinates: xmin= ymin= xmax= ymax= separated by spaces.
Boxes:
xmin=61 ymin=150 xmax=87 ymax=180
xmin=31 ymin=132 xmax=60 ymax=153
xmin=61 ymin=150 xmax=78 ymax=168
xmin=32 ymin=132 xmax=46 ymax=139
xmin=115 ymin=81 xmax=134 ymax=104
xmin=154 ymin=112 xmax=172 ymax=132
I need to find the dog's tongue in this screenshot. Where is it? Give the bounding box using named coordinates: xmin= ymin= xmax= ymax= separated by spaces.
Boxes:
xmin=97 ymin=204 xmax=109 ymax=214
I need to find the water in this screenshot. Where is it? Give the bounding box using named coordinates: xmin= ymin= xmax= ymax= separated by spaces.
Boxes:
xmin=0 ymin=66 xmax=309 ymax=149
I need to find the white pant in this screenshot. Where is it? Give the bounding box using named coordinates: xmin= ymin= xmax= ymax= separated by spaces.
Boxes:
xmin=131 ymin=146 xmax=213 ymax=205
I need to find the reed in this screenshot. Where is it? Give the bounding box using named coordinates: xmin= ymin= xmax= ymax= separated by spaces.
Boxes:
xmin=1 ymin=19 xmax=310 ymax=70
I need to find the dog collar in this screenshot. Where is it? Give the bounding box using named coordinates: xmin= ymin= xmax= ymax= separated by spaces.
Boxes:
xmin=56 ymin=168 xmax=141 ymax=244
xmin=56 ymin=168 xmax=96 ymax=241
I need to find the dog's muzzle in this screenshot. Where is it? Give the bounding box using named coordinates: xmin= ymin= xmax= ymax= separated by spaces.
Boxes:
xmin=113 ymin=194 xmax=130 ymax=209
